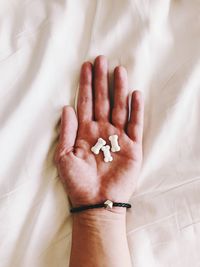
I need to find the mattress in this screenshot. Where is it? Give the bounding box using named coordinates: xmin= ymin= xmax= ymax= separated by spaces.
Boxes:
xmin=0 ymin=0 xmax=200 ymax=266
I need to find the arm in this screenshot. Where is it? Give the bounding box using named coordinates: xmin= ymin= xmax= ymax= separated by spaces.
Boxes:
xmin=54 ymin=55 xmax=144 ymax=267
xmin=71 ymin=209 xmax=132 ymax=267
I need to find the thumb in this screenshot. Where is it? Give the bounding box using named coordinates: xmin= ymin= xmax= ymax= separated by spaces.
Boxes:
xmin=54 ymin=105 xmax=78 ymax=164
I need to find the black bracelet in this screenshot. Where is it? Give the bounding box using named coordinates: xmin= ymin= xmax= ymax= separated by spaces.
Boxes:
xmin=70 ymin=199 xmax=131 ymax=213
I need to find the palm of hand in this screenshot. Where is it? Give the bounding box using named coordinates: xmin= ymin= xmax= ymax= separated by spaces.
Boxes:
xmin=54 ymin=56 xmax=144 ymax=207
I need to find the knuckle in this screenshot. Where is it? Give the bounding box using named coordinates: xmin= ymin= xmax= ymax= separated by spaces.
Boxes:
xmin=54 ymin=146 xmax=67 ymax=165
xmin=96 ymin=77 xmax=106 ymax=87
xmin=116 ymin=101 xmax=125 ymax=110
xmin=79 ymin=95 xmax=90 ymax=104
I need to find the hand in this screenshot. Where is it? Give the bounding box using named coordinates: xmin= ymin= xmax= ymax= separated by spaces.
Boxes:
xmin=54 ymin=55 xmax=144 ymax=210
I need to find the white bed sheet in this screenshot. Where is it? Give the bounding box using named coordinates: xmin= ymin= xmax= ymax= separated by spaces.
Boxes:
xmin=0 ymin=0 xmax=200 ymax=266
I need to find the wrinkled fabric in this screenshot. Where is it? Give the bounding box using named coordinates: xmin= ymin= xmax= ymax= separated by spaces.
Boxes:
xmin=0 ymin=1 xmax=200 ymax=267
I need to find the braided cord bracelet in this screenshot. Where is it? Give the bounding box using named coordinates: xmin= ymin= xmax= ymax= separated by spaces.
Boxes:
xmin=70 ymin=199 xmax=131 ymax=213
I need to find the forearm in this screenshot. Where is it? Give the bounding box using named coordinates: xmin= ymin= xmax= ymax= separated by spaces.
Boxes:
xmin=69 ymin=208 xmax=132 ymax=267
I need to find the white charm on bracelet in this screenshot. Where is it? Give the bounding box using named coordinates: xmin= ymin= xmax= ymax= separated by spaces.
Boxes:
xmin=109 ymin=134 xmax=120 ymax=152
xmin=101 ymin=145 xmax=113 ymax=162
xmin=91 ymin=138 xmax=106 ymax=155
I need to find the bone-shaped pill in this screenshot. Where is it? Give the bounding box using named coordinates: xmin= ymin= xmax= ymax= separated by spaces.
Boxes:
xmin=109 ymin=134 xmax=120 ymax=152
xmin=101 ymin=145 xmax=113 ymax=162
xmin=91 ymin=138 xmax=106 ymax=155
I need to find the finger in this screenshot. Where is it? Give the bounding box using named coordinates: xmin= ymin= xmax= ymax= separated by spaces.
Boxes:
xmin=77 ymin=62 xmax=93 ymax=123
xmin=94 ymin=55 xmax=110 ymax=121
xmin=111 ymin=66 xmax=129 ymax=129
xmin=54 ymin=106 xmax=78 ymax=164
xmin=127 ymin=90 xmax=144 ymax=143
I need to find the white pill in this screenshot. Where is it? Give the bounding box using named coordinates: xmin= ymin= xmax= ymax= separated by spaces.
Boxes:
xmin=91 ymin=138 xmax=106 ymax=155
xmin=101 ymin=145 xmax=113 ymax=162
xmin=109 ymin=134 xmax=120 ymax=152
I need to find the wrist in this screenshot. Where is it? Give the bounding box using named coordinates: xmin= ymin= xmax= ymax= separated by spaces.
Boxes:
xmin=71 ymin=206 xmax=127 ymax=226
xmin=70 ymin=203 xmax=132 ymax=267
xmin=70 ymin=199 xmax=130 ymax=216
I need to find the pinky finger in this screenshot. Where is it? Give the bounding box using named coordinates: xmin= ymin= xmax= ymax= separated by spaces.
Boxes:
xmin=127 ymin=90 xmax=144 ymax=143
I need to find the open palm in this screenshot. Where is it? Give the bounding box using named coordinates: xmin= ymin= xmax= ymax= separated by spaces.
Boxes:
xmin=54 ymin=56 xmax=144 ymax=208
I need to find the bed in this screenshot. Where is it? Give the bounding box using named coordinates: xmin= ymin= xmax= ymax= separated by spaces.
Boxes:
xmin=0 ymin=0 xmax=200 ymax=266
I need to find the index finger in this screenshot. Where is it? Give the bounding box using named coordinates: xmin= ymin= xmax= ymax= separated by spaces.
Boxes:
xmin=77 ymin=61 xmax=93 ymax=123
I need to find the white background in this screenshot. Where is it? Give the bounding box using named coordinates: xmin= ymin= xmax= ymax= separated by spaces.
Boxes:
xmin=0 ymin=1 xmax=200 ymax=266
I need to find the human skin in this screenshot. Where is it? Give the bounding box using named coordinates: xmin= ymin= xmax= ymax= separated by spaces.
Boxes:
xmin=54 ymin=55 xmax=144 ymax=267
